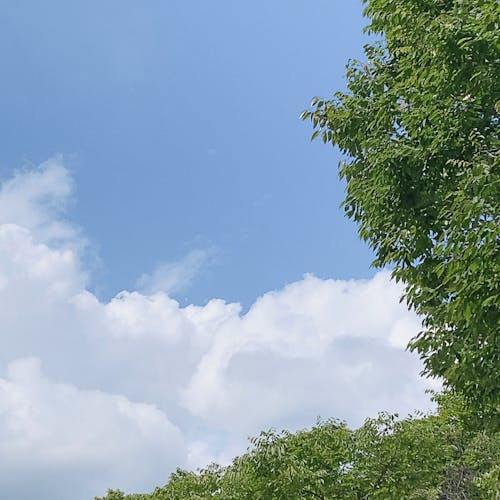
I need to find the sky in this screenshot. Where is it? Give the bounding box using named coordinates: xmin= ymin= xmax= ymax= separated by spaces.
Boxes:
xmin=0 ymin=2 xmax=436 ymax=499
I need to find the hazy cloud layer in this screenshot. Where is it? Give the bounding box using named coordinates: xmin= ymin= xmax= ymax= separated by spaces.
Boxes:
xmin=0 ymin=160 xmax=435 ymax=499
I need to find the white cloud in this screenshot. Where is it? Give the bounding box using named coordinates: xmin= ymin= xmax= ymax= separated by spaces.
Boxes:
xmin=137 ymin=249 xmax=210 ymax=295
xmin=180 ymin=273 xmax=429 ymax=436
xmin=0 ymin=160 xmax=436 ymax=499
xmin=0 ymin=358 xmax=185 ymax=499
xmin=0 ymin=157 xmax=79 ymax=248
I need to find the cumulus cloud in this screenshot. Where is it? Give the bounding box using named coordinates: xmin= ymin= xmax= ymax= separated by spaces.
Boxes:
xmin=180 ymin=273 xmax=429 ymax=436
xmin=0 ymin=160 xmax=436 ymax=499
xmin=0 ymin=157 xmax=80 ymax=247
xmin=0 ymin=358 xmax=185 ymax=499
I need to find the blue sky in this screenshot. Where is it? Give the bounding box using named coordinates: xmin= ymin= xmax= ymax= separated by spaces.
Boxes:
xmin=0 ymin=0 xmax=373 ymax=306
xmin=0 ymin=3 xmax=436 ymax=499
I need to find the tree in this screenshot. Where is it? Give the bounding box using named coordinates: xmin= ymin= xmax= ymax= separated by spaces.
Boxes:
xmin=96 ymin=393 xmax=499 ymax=499
xmin=301 ymin=0 xmax=499 ymax=412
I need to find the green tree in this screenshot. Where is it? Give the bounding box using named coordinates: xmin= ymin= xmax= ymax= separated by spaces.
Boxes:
xmin=96 ymin=393 xmax=499 ymax=499
xmin=302 ymin=0 xmax=499 ymax=411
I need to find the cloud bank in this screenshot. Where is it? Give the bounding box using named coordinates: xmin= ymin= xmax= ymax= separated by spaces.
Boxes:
xmin=0 ymin=159 xmax=435 ymax=499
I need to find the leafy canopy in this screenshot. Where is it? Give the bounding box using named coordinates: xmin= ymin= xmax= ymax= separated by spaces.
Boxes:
xmin=302 ymin=0 xmax=499 ymax=411
xmin=96 ymin=393 xmax=500 ymax=499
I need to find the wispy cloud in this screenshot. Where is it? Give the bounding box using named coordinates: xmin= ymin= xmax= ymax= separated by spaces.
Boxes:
xmin=136 ymin=249 xmax=211 ymax=295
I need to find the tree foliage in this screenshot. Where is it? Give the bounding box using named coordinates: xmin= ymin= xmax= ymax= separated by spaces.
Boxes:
xmin=302 ymin=0 xmax=499 ymax=411
xmin=96 ymin=393 xmax=499 ymax=499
